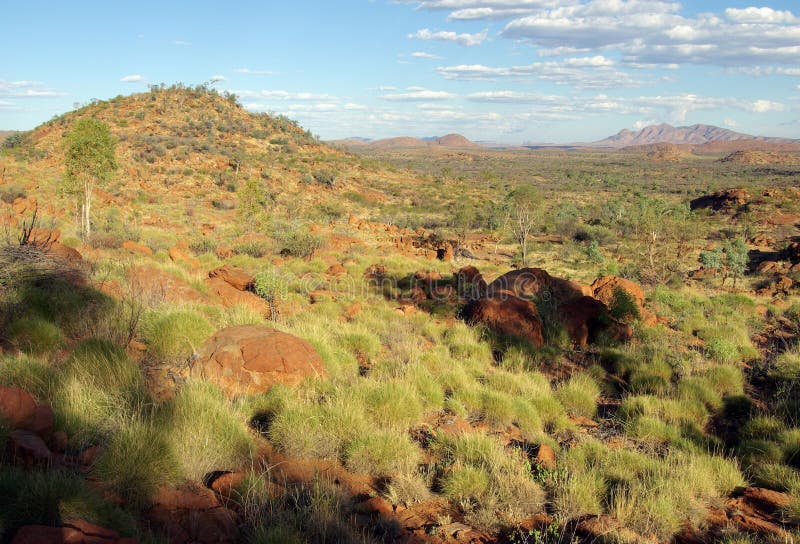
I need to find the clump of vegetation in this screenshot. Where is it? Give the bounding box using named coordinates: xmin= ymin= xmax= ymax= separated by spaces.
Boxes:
xmin=140 ymin=307 xmax=214 ymax=362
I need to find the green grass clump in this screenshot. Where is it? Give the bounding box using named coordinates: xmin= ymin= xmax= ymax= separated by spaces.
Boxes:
xmin=140 ymin=307 xmax=214 ymax=361
xmin=161 ymin=381 xmax=254 ymax=481
xmin=92 ymin=418 xmax=177 ymax=507
xmin=360 ymin=381 xmax=423 ymax=429
xmin=54 ymin=339 xmax=150 ymax=446
xmin=6 ymin=317 xmax=64 ymax=355
xmin=555 ymin=440 xmax=744 ymax=540
xmin=772 ymin=347 xmax=800 ymax=380
xmin=0 ymin=466 xmax=138 ymax=537
xmin=555 ymin=374 xmax=600 ymax=418
xmin=0 ymin=354 xmax=56 ymax=399
xmin=343 ymin=430 xmax=422 ymax=477
xmin=433 ymin=433 xmax=545 ymax=527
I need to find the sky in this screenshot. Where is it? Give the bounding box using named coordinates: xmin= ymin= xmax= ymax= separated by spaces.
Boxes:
xmin=1 ymin=0 xmax=799 ymax=143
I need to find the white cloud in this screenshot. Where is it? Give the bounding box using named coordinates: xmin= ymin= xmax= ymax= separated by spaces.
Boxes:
xmin=344 ymin=103 xmax=368 ymax=110
xmin=0 ymin=80 xmax=64 ymax=98
xmin=233 ymin=68 xmax=276 ymax=75
xmin=467 ymin=90 xmax=562 ymax=103
xmin=438 ymin=56 xmax=639 ymax=89
xmin=399 ymin=1 xmax=800 ymax=67
xmin=380 ymin=88 xmax=457 ymax=101
xmin=410 ymin=51 xmax=442 ymax=59
xmin=409 ymin=28 xmax=488 ymax=46
xmin=748 ymin=99 xmax=786 ymax=113
xmin=210 ymin=75 xmax=226 ymax=82
xmin=173 ymin=40 xmax=191 ymax=46
xmin=120 ymin=74 xmax=145 ymax=83
xmin=235 ymin=89 xmax=336 ymax=101
xmin=723 ymin=118 xmax=738 ymax=127
xmin=725 ymin=7 xmax=796 ymax=24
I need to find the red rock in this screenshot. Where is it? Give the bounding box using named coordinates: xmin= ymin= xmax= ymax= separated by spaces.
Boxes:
xmin=309 ymin=290 xmax=336 ymax=304
xmin=27 ymin=404 xmax=54 ymax=441
xmin=28 ymin=228 xmax=60 ymax=246
xmin=52 ymin=430 xmax=68 ymax=453
xmin=455 ymin=266 xmax=487 ymax=299
xmin=487 ymin=267 xmax=591 ymax=305
xmin=168 ymin=245 xmax=200 ymax=268
xmin=558 ymin=296 xmax=632 ymax=347
xmin=690 ymin=189 xmax=750 ymax=212
xmin=78 ymin=445 xmax=101 ymax=467
xmin=121 ymin=240 xmax=152 ymax=256
xmin=205 ymin=278 xmax=270 ymax=318
xmin=756 ymin=261 xmax=779 ymax=274
xmin=364 ymin=264 xmax=386 ymax=280
xmin=215 ymin=244 xmax=234 ymax=259
xmin=591 ymin=275 xmax=657 ymax=326
xmin=0 ymin=386 xmax=37 ymax=429
xmin=342 ymin=302 xmax=362 ymax=320
xmin=535 ymin=444 xmax=557 ymax=471
xmin=462 ymin=292 xmax=544 ymax=349
xmin=154 ymin=485 xmax=221 ymax=510
xmin=209 ymin=472 xmax=246 ymax=499
xmin=149 ymin=485 xmax=238 ymax=544
xmin=129 ymin=266 xmax=206 ymax=304
xmin=48 ymin=242 xmax=83 ymax=264
xmin=194 ymin=325 xmax=327 ymax=397
xmin=10 ymin=430 xmax=51 ymax=466
xmin=326 ymin=263 xmax=346 ymax=276
xmin=358 ymin=496 xmax=394 ymax=517
xmin=208 ymin=265 xmax=253 ymax=291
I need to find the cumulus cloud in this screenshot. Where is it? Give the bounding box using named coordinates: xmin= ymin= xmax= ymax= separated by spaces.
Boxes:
xmin=410 ymin=51 xmax=442 ymax=59
xmin=0 ymin=80 xmax=64 ymax=98
xmin=398 ymin=0 xmax=800 ymax=67
xmin=409 ymin=28 xmax=488 ymax=46
xmin=120 ymin=74 xmax=145 ymax=83
xmin=233 ymin=68 xmax=276 ymax=75
xmin=438 ymin=56 xmax=640 ymax=89
xmin=380 ymin=87 xmax=457 ymax=101
xmin=235 ymin=89 xmax=336 ymax=101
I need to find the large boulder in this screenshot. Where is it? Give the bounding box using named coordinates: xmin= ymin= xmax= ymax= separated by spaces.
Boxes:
xmin=11 ymin=520 xmax=137 ymax=544
xmin=193 ymin=325 xmax=326 ymax=397
xmin=557 ymin=296 xmax=632 ymax=347
xmin=690 ymin=189 xmax=750 ymax=212
xmin=455 ymin=266 xmax=487 ymax=299
xmin=590 ymin=275 xmax=657 ymax=326
xmin=462 ymin=292 xmax=544 ymax=349
xmin=204 ymin=278 xmax=270 ymax=318
xmin=147 ymin=485 xmax=238 ymax=544
xmin=486 ymin=268 xmax=591 ymax=305
xmin=208 ymin=265 xmax=253 ymax=291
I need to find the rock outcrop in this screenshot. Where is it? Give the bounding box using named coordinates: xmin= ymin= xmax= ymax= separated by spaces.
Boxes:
xmin=462 ymin=292 xmax=545 ymax=349
xmin=193 ymin=325 xmax=326 ymax=397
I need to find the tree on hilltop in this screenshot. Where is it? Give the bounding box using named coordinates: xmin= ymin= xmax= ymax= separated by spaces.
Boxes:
xmin=63 ymin=118 xmax=117 ymax=239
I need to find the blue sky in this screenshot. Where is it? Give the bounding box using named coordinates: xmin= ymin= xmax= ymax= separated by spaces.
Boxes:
xmin=2 ymin=0 xmax=799 ymax=143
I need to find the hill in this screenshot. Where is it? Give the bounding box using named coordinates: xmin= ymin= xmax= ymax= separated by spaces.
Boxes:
xmin=591 ymin=123 xmax=796 ymax=148
xmin=719 ymin=149 xmax=800 ymax=165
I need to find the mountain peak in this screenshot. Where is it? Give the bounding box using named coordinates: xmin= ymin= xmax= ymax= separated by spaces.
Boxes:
xmin=594 ymin=123 xmax=772 ymax=147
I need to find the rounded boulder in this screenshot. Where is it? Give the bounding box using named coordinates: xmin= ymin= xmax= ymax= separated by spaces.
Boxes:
xmin=193 ymin=325 xmax=326 ymax=397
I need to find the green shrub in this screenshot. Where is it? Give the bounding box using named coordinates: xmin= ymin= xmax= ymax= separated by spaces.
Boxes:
xmin=555 ymin=374 xmax=600 ymax=418
xmin=162 ymin=381 xmax=253 ymax=480
xmin=6 ymin=317 xmax=64 ymax=355
xmin=140 ymin=308 xmax=214 ymax=361
xmin=609 ymin=286 xmax=641 ymax=322
xmin=93 ymin=418 xmax=177 ymax=507
xmin=343 ymin=431 xmax=421 ymax=477
xmin=0 ymin=467 xmax=137 ymax=537
xmin=441 ymin=465 xmax=490 ymax=502
xmin=273 ymin=223 xmax=323 ymax=259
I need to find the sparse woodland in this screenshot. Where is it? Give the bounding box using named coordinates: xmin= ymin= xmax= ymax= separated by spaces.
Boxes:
xmin=0 ymin=86 xmax=799 ymax=543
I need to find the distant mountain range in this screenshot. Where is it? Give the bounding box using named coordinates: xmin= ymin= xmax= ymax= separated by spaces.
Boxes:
xmin=586 ymin=123 xmax=796 ymax=148
xmin=334 ymin=133 xmax=478 ymax=149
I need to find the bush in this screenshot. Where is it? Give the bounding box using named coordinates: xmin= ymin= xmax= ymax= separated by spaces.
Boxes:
xmin=0 ymin=185 xmax=26 ymax=204
xmin=555 ymin=374 xmax=600 ymax=418
xmin=343 ymin=431 xmax=421 ymax=477
xmin=140 ymin=308 xmax=214 ymax=362
xmin=312 ymin=170 xmax=337 ymax=187
xmin=273 ymin=223 xmax=323 ymax=259
xmin=161 ymin=381 xmax=253 ymax=481
xmin=6 ymin=317 xmax=64 ymax=355
xmin=93 ymin=418 xmax=177 ymax=507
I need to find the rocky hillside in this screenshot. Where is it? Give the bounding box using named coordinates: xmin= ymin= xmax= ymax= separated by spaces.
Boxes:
xmin=593 ymin=123 xmax=795 ymax=148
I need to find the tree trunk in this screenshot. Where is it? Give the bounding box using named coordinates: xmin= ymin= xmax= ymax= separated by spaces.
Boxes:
xmin=521 ymin=234 xmax=528 ymax=266
xmin=83 ymin=181 xmax=93 ymax=239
